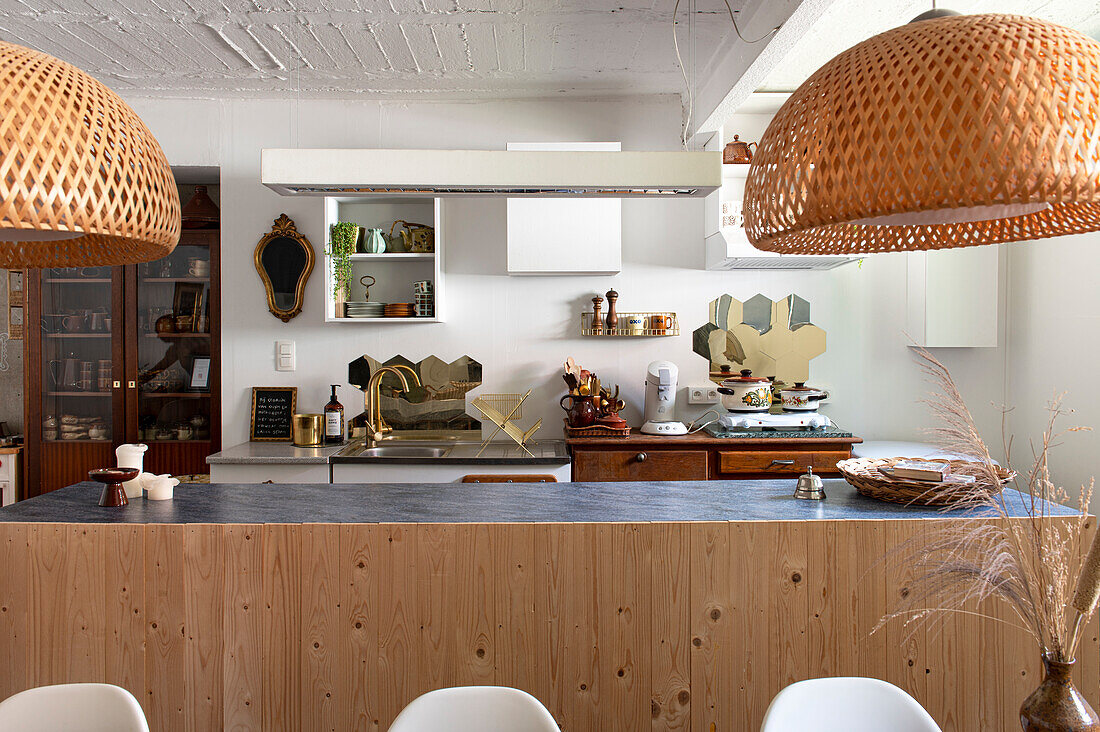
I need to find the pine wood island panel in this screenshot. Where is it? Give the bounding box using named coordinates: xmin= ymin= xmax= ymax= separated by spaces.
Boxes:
xmin=0 ymin=519 xmax=1095 ymax=732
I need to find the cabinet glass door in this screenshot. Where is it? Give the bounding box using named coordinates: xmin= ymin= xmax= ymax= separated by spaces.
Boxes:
xmin=133 ymin=237 xmax=213 ymax=446
xmin=40 ymin=266 xmax=119 ymax=446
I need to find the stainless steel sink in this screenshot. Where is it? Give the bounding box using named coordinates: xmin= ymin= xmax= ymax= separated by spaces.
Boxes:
xmin=380 ymin=431 xmax=462 ymax=442
xmin=354 ymin=446 xmax=451 ymax=458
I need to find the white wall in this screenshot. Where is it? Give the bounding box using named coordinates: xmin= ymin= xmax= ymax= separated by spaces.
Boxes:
xmin=1006 ymin=234 xmax=1100 ymax=509
xmin=125 ymin=94 xmax=1009 ymax=458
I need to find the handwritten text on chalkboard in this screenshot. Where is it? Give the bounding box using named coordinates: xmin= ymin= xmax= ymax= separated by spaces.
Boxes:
xmin=250 ymin=387 xmax=297 ymax=441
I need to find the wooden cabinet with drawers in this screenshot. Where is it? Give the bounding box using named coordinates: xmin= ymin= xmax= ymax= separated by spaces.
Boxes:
xmin=567 ymin=433 xmax=861 ymax=482
xmin=573 ymin=449 xmax=708 ymax=482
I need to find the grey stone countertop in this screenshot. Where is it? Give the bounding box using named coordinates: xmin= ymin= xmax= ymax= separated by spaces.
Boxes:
xmin=0 ymin=479 xmax=1078 ymax=525
xmin=206 ymin=440 xmax=570 ymax=465
xmin=205 ymin=441 xmax=346 ymax=464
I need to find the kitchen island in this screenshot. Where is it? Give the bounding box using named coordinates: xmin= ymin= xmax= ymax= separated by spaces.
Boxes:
xmin=0 ymin=479 xmax=1094 ymax=732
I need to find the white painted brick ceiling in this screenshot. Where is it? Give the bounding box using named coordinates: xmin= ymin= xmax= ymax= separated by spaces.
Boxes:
xmin=0 ymin=0 xmax=763 ymax=100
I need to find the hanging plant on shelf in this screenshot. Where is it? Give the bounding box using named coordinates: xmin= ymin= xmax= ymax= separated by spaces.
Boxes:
xmin=328 ymin=222 xmax=358 ymax=310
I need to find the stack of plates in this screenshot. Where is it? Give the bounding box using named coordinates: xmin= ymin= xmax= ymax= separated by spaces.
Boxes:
xmin=384 ymin=302 xmax=414 ymax=318
xmin=345 ymin=302 xmax=385 ymax=318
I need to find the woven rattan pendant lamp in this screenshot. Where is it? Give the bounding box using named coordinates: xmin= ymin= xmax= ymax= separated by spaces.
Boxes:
xmin=0 ymin=41 xmax=179 ymax=267
xmin=743 ymin=14 xmax=1100 ymax=255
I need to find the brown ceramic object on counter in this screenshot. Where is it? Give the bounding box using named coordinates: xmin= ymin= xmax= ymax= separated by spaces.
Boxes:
xmin=1020 ymin=655 xmax=1100 ymax=732
xmin=90 ymin=467 xmax=140 ymax=507
xmin=597 ymin=413 xmax=628 ymax=429
xmin=560 ymin=394 xmax=597 ymax=428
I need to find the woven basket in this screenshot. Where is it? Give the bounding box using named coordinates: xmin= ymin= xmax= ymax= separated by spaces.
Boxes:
xmin=836 ymin=457 xmax=1015 ymax=506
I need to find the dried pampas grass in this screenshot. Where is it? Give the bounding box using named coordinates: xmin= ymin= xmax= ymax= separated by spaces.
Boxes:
xmin=881 ymin=349 xmax=1097 ymax=662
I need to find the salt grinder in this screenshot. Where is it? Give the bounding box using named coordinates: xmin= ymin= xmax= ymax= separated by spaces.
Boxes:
xmin=793 ymin=466 xmax=826 ymax=500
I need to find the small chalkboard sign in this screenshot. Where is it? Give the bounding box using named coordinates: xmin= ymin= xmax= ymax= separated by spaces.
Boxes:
xmin=249 ymin=387 xmax=297 ymax=441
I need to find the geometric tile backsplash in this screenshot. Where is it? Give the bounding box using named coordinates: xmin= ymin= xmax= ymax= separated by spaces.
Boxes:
xmin=692 ymin=294 xmax=826 ymax=384
xmin=347 ymin=353 xmax=483 ymax=431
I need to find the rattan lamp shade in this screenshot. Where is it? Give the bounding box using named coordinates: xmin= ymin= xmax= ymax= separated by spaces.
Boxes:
xmin=744 ymin=14 xmax=1100 ymax=255
xmin=0 ymin=41 xmax=179 ymax=267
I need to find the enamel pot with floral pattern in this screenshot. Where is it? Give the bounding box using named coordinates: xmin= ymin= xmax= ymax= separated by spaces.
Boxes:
xmin=717 ymin=370 xmax=773 ymax=413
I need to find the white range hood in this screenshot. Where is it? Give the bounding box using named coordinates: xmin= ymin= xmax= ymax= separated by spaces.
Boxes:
xmin=261 ymin=148 xmax=720 ymax=198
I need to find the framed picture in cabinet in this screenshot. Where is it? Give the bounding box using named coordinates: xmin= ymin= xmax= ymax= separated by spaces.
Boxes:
xmin=190 ymin=357 xmax=211 ymax=391
xmin=173 ymin=282 xmax=204 ymax=331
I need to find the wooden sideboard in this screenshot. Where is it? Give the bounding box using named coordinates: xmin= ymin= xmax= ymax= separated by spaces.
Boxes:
xmin=567 ymin=432 xmax=862 ymax=482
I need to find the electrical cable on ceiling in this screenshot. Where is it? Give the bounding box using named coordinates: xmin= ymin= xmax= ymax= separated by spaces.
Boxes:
xmin=673 ymin=0 xmax=782 ymax=148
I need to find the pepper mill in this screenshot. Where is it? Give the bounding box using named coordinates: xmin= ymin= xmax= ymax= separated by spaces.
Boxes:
xmin=591 ymin=295 xmax=604 ymax=335
xmin=605 ymin=289 xmax=619 ymax=331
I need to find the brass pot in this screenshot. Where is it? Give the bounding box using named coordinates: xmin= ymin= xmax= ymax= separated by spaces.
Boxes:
xmin=292 ymin=414 xmax=324 ymax=447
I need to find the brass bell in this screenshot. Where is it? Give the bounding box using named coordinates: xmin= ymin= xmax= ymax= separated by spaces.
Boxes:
xmin=793 ymin=466 xmax=826 ymax=500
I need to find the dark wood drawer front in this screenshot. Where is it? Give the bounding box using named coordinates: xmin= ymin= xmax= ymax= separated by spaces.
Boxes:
xmin=573 ymin=450 xmax=708 ymax=482
xmin=717 ymin=450 xmax=849 ymax=475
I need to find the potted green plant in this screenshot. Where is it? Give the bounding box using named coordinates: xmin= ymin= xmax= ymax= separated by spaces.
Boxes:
xmin=328 ymin=222 xmax=358 ymax=317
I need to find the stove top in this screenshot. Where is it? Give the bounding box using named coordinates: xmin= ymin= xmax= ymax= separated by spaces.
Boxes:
xmin=704 ymin=415 xmax=854 ymax=439
xmin=718 ymin=412 xmax=833 ymax=430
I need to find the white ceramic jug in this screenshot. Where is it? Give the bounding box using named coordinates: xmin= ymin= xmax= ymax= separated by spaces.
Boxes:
xmin=145 ymin=474 xmax=179 ymax=501
xmin=115 ymin=443 xmax=148 ymax=499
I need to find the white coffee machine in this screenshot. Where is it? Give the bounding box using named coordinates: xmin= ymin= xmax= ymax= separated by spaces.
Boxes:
xmin=641 ymin=360 xmax=688 ymax=435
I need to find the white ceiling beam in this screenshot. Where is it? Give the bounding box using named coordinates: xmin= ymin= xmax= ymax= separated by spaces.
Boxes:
xmin=693 ymin=0 xmax=839 ymax=135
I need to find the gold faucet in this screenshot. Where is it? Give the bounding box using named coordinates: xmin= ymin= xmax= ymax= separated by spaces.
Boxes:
xmin=365 ymin=365 xmax=422 ymax=440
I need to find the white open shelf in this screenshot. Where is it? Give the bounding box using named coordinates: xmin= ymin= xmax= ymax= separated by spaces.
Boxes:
xmin=328 ymin=317 xmax=442 ymax=324
xmin=323 ymin=196 xmax=444 ymax=323
xmin=349 ymin=252 xmax=435 ymax=261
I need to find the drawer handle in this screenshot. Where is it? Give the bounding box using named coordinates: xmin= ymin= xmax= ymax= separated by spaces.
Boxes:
xmin=635 ymin=452 xmax=648 ymax=463
xmin=770 ymin=459 xmax=795 ymax=466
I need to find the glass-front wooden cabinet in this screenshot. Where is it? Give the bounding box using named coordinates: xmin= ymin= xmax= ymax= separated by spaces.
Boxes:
xmin=24 ymin=194 xmax=221 ymax=496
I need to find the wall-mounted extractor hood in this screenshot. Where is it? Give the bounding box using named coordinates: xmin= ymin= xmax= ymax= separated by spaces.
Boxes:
xmin=261 ymin=149 xmax=720 ymax=198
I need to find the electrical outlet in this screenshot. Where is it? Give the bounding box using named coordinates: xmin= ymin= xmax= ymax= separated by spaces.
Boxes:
xmin=688 ymin=384 xmax=719 ymax=404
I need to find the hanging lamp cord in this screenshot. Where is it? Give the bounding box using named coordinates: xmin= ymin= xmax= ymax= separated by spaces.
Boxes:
xmin=674 ymin=0 xmax=782 ymax=148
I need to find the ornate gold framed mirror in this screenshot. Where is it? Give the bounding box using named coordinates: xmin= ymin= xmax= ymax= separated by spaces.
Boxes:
xmin=255 ymin=214 xmax=314 ymax=322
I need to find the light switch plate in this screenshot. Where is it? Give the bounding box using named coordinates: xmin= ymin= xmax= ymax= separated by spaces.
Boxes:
xmin=275 ymin=340 xmax=295 ymax=371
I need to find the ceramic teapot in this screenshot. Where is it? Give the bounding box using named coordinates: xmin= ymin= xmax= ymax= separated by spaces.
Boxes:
xmin=723 ymin=135 xmax=758 ymax=164
xmin=390 ymin=220 xmax=435 ymax=253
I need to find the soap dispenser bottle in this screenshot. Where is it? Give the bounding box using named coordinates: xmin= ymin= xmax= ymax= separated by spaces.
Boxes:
xmin=324 ymin=385 xmax=345 ymax=445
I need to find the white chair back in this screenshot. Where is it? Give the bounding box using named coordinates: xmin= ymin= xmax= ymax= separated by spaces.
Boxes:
xmin=389 ymin=686 xmax=559 ymax=732
xmin=0 ymin=683 xmax=149 ymax=732
xmin=760 ymin=677 xmax=941 ymax=732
